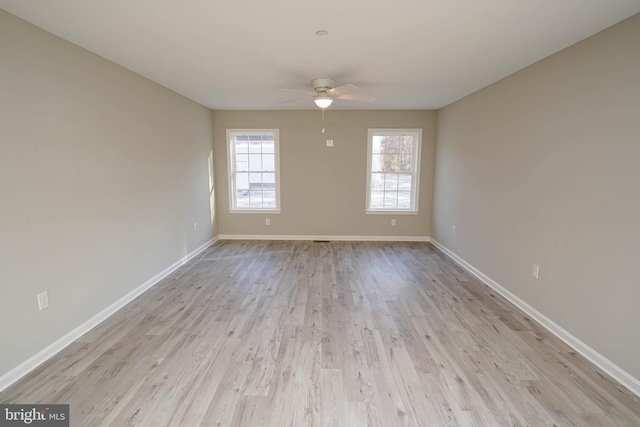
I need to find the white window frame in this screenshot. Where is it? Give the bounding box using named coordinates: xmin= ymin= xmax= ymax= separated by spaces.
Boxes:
xmin=227 ymin=129 xmax=281 ymax=213
xmin=366 ymin=128 xmax=422 ymax=214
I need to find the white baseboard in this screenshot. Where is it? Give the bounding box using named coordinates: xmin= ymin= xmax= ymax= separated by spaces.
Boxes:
xmin=218 ymin=234 xmax=430 ymax=242
xmin=429 ymin=238 xmax=640 ymax=398
xmin=0 ymin=237 xmax=218 ymax=393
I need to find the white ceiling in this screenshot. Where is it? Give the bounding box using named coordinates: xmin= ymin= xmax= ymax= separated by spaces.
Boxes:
xmin=2 ymin=1 xmax=639 ymax=110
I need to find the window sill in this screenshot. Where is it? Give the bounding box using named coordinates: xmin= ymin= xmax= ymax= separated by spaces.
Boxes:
xmin=229 ymin=209 xmax=281 ymax=214
xmin=366 ymin=210 xmax=418 ymax=215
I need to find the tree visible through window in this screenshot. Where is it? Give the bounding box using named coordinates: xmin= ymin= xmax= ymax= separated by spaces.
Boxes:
xmin=367 ymin=129 xmax=422 ymax=212
xmin=227 ymin=129 xmax=280 ymax=212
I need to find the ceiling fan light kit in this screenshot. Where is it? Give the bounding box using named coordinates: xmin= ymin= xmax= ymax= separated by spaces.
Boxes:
xmin=313 ymin=96 xmax=333 ymax=109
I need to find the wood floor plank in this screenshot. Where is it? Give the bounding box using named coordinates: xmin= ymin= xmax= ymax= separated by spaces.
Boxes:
xmin=1 ymin=240 xmax=639 ymax=426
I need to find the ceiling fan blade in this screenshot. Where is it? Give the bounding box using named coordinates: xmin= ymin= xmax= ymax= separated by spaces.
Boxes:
xmin=328 ymin=84 xmax=358 ymax=95
xmin=281 ymin=88 xmax=316 ymax=95
xmin=335 ymin=94 xmax=376 ymax=102
xmin=277 ymin=97 xmax=308 ymax=104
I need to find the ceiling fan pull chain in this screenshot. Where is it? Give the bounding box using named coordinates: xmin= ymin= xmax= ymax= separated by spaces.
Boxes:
xmin=322 ymin=108 xmax=325 ymax=133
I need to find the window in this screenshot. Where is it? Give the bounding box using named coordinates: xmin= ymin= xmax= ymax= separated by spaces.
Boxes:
xmin=227 ymin=129 xmax=280 ymax=212
xmin=366 ymin=129 xmax=422 ymax=213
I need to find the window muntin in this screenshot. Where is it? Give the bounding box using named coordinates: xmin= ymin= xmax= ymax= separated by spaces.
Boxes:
xmin=366 ymin=129 xmax=421 ymax=213
xmin=227 ymin=129 xmax=280 ymax=212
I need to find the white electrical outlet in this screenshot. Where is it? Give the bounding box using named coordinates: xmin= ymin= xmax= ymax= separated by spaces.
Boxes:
xmin=391 ymin=219 xmax=396 ymax=226
xmin=265 ymin=218 xmax=271 ymax=226
xmin=452 ymin=225 xmax=456 ymax=235
xmin=37 ymin=291 xmax=49 ymax=311
xmin=532 ymin=264 xmax=540 ymax=279
xmin=326 ymin=140 xmax=334 ymax=147
xmin=193 ymin=222 xmax=197 ymax=232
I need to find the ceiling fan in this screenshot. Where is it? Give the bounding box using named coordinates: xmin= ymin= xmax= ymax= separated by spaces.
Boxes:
xmin=280 ymin=78 xmax=376 ymax=109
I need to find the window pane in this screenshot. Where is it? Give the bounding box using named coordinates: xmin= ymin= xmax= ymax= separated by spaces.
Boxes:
xmin=397 ymin=191 xmax=411 ymax=209
xmin=248 ymin=141 xmax=261 ymax=153
xmin=262 ymin=154 xmax=275 ymax=171
xmin=249 ymin=172 xmax=262 ymax=189
xmin=235 ymin=140 xmax=249 ymax=153
xmin=371 ymin=154 xmax=383 ymax=172
xmin=249 ymin=154 xmax=262 ymax=170
xmin=382 ymin=136 xmax=401 ymax=155
xmin=383 ymin=191 xmax=398 ymax=209
xmin=384 ymin=173 xmax=399 ymax=191
xmin=372 ymin=136 xmax=383 ymax=153
xmin=236 ymin=190 xmax=250 ymax=208
xmin=399 ymin=137 xmax=413 ymax=153
xmin=398 ymin=154 xmax=412 ymax=172
xmin=236 ymin=172 xmax=249 ymax=191
xmin=370 ymin=173 xmax=384 ymax=192
xmin=383 ymin=154 xmax=400 ymax=172
xmin=398 ymin=173 xmax=412 ymax=191
xmin=263 ymin=172 xmax=275 ymax=189
xmin=249 ymin=191 xmax=263 ymax=207
xmin=235 ymin=154 xmax=248 ymax=171
xmin=262 ymin=141 xmax=275 ymax=153
xmin=370 ymin=191 xmax=384 ymax=209
xmin=263 ymin=191 xmax=276 ymax=208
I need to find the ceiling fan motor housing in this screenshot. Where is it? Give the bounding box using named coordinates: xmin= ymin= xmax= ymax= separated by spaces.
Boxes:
xmin=311 ymin=78 xmax=336 ymax=92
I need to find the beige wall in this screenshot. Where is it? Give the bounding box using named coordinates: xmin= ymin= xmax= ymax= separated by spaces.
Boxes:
xmin=0 ymin=11 xmax=216 ymax=378
xmin=212 ymin=110 xmax=436 ymax=238
xmin=433 ymin=14 xmax=640 ymax=379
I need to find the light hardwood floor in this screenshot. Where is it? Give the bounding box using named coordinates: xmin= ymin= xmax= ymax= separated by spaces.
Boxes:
xmin=2 ymin=241 xmax=639 ymax=426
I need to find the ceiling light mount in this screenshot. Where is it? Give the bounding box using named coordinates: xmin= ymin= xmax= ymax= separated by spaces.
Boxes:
xmin=315 ymin=30 xmax=329 ymax=36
